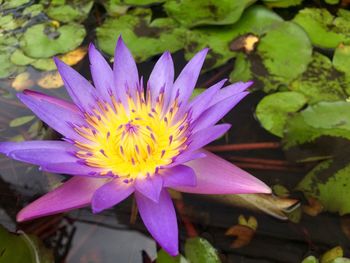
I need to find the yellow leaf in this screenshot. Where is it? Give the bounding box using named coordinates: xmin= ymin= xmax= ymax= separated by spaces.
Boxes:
xmin=37 ymin=71 xmax=64 ymax=89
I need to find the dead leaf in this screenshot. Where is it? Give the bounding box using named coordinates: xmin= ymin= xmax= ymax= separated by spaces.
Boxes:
xmin=60 ymin=47 xmax=87 ymax=66
xmin=226 ymin=225 xmax=255 ymax=248
xmin=12 ymin=72 xmax=34 ymax=91
xmin=37 ymin=71 xmax=63 ymax=89
xmin=302 ymin=197 xmax=324 ymax=216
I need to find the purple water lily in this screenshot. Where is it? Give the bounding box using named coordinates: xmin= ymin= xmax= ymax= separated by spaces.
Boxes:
xmin=0 ymin=37 xmax=271 ymax=256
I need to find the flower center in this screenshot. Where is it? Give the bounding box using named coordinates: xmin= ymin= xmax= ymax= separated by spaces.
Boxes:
xmin=74 ymin=91 xmax=190 ymax=179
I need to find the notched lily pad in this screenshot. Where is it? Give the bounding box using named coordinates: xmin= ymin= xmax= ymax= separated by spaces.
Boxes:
xmin=297 ymin=160 xmax=350 ymax=215
xmin=164 ymin=0 xmax=254 ymax=28
xmin=293 ymin=8 xmax=350 ymax=49
xmin=19 ymin=23 xmax=86 ymax=58
xmin=97 ymin=9 xmax=186 ymax=61
xmin=185 ymin=5 xmax=283 ymax=70
xmin=284 ymin=101 xmax=350 ymax=148
xmin=46 ymin=0 xmax=93 ymax=23
xmin=256 ymin=91 xmax=307 ymax=137
xmin=290 ymin=52 xmax=348 ymax=104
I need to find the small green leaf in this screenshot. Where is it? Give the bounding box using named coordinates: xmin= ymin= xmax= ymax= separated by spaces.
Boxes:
xmin=0 ymin=225 xmax=54 ymax=263
xmin=0 ymin=0 xmax=30 ymax=10
xmin=262 ymin=0 xmax=303 ymax=8
xmin=256 ymin=91 xmax=307 ymax=137
xmin=290 ymin=52 xmax=348 ymax=104
xmin=165 ymin=0 xmax=254 ymax=28
xmin=9 ymin=115 xmax=35 ymax=127
xmin=97 ymin=9 xmax=186 ymax=62
xmin=184 ymin=237 xmax=221 ymax=263
xmin=321 ymin=246 xmax=343 ymax=263
xmin=156 ymin=249 xmax=188 ymax=263
xmin=301 ymin=256 xmax=319 ymax=263
xmin=293 ymin=8 xmax=350 ymax=49
xmin=19 ymin=23 xmax=86 ymax=58
xmin=46 ymin=1 xmax=93 ymax=23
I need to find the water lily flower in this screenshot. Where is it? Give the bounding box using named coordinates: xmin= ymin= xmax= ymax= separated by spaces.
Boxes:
xmin=0 ymin=37 xmax=270 ymax=256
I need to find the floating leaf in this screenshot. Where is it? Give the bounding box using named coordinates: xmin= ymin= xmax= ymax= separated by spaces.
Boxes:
xmin=297 ymin=160 xmax=350 ymax=215
xmin=37 ymin=71 xmax=64 ymax=89
xmin=46 ymin=0 xmax=93 ymax=23
xmin=185 ymin=5 xmax=283 ymax=70
xmin=0 ymin=0 xmax=30 ymax=10
xmin=293 ymin=8 xmax=350 ymax=49
xmin=284 ymin=101 xmax=350 ymax=148
xmin=230 ymin=53 xmax=252 ymax=83
xmin=97 ymin=9 xmax=186 ymax=61
xmin=321 ymin=246 xmax=343 ymax=263
xmin=22 ymin=3 xmax=44 ymax=16
xmin=257 ymin=21 xmax=312 ymax=92
xmin=156 ymin=249 xmax=188 ymax=263
xmin=290 ymin=52 xmax=348 ymax=104
xmin=20 ymin=23 xmax=86 ymax=58
xmin=301 ymin=256 xmax=319 ymax=263
xmin=184 ymin=237 xmax=221 ymax=263
xmin=333 ymin=44 xmax=350 ymax=92
xmin=0 ymin=52 xmax=24 ymax=78
xmin=262 ymin=0 xmax=303 ymax=7
xmin=226 ymin=224 xmax=255 ymax=248
xmin=0 ymin=14 xmax=23 ymax=31
xmin=0 ymin=225 xmax=53 ymax=263
xmin=9 ymin=115 xmax=35 ymax=127
xmin=10 ymin=49 xmax=35 ymax=66
xmin=164 ymin=0 xmax=254 ymax=28
xmin=11 ymin=72 xmax=34 ymax=91
xmin=256 ymin=91 xmax=307 ymax=137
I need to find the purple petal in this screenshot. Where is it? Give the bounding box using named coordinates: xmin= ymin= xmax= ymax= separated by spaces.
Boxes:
xmin=22 ymin=89 xmax=78 ymax=111
xmin=0 ymin=140 xmax=78 ymax=166
xmin=163 ymin=165 xmax=196 ymax=188
xmin=187 ymin=124 xmax=231 ymax=152
xmin=42 ymin=162 xmax=103 ymax=177
xmin=192 ymin=92 xmax=249 ymax=133
xmin=169 ymin=151 xmax=206 ymax=167
xmin=17 ymin=176 xmax=109 ymax=222
xmin=170 ymin=48 xmax=208 ymax=106
xmin=113 ymin=36 xmax=139 ymax=102
xmin=89 ymin=43 xmax=114 ymax=104
xmin=209 ymin=81 xmax=253 ymax=107
xmin=148 ymin=52 xmax=174 ymax=106
xmin=135 ymin=189 xmax=178 ymax=256
xmin=54 ymin=57 xmax=98 ymax=113
xmin=189 ymin=79 xmax=226 ymax=120
xmin=92 ymin=179 xmax=134 ymax=213
xmin=173 ymin=150 xmax=271 ymax=194
xmin=17 ymin=93 xmax=86 ymax=141
xmin=135 ymin=175 xmax=163 ymax=203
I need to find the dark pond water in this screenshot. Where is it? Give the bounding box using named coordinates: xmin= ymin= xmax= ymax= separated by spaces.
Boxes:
xmin=1 ymin=1 xmax=350 ymax=263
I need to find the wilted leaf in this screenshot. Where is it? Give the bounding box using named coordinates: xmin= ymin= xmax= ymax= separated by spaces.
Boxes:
xmin=184 ymin=237 xmax=221 ymax=263
xmin=97 ymin=9 xmax=186 ymax=61
xmin=256 ymin=91 xmax=307 ymax=137
xmin=0 ymin=225 xmax=53 ymax=263
xmin=156 ymin=249 xmax=188 ymax=263
xmin=302 ymin=197 xmax=324 ymax=216
xmin=37 ymin=71 xmax=64 ymax=89
xmin=9 ymin=115 xmax=35 ymax=127
xmin=321 ymin=246 xmax=343 ymax=263
xmin=226 ymin=224 xmax=255 ymax=248
xmin=164 ymin=0 xmax=254 ymax=28
xmin=11 ymin=72 xmax=34 ymax=91
xmin=20 ymin=23 xmax=86 ymax=58
xmin=290 ymin=52 xmax=348 ymax=104
xmin=293 ymin=8 xmax=350 ymax=49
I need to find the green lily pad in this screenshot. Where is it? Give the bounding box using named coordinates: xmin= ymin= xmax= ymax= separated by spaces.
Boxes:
xmin=293 ymin=8 xmax=350 ymax=49
xmin=256 ymin=91 xmax=307 ymax=137
xmin=324 ymin=0 xmax=339 ymax=4
xmin=0 ymin=0 xmax=30 ymax=10
xmin=333 ymin=44 xmax=350 ymax=93
xmin=156 ymin=249 xmax=188 ymax=263
xmin=10 ymin=49 xmax=35 ymax=66
xmin=257 ymin=21 xmax=312 ymax=92
xmin=290 ymin=52 xmax=348 ymax=104
xmin=0 ymin=14 xmax=24 ymax=31
xmin=284 ymin=101 xmax=350 ymax=148
xmin=97 ymin=9 xmax=186 ymax=61
xmin=297 ymin=160 xmax=350 ymax=215
xmin=0 ymin=225 xmax=54 ymax=263
xmin=46 ymin=0 xmax=93 ymax=23
xmin=9 ymin=115 xmax=35 ymax=127
xmin=230 ymin=53 xmax=252 ymax=83
xmin=23 ymin=4 xmax=44 ymax=16
xmin=19 ymin=23 xmax=86 ymax=58
xmin=262 ymin=0 xmax=303 ymax=7
xmin=164 ymin=0 xmax=254 ymax=28
xmin=185 ymin=5 xmax=283 ymax=70
xmin=301 ymin=256 xmax=319 ymax=263
xmin=0 ymin=52 xmax=23 ymax=78
xmin=184 ymin=237 xmax=221 ymax=263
